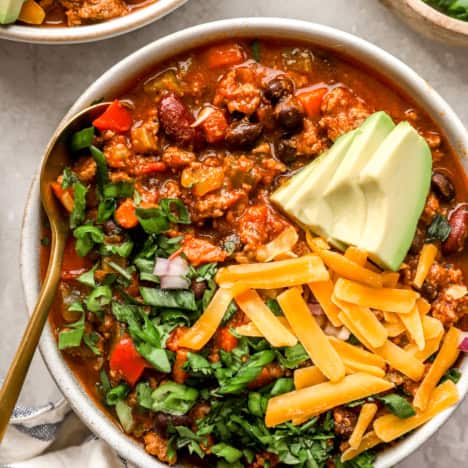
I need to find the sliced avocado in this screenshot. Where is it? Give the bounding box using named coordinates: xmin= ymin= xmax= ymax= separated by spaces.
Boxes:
xmin=0 ymin=0 xmax=24 ymax=24
xmin=323 ymin=112 xmax=395 ymax=246
xmin=271 ymin=131 xmax=357 ymax=246
xmin=358 ymin=121 xmax=431 ymax=271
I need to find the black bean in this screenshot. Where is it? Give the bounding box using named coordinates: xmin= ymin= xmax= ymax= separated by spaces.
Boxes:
xmin=192 ymin=280 xmax=207 ymax=300
xmin=225 ymin=118 xmax=263 ymax=149
xmin=264 ymin=76 xmax=294 ymax=103
xmin=103 ymin=220 xmax=121 ymax=236
xmin=431 ymin=171 xmax=455 ymax=202
xmin=276 ymin=139 xmax=297 ymax=162
xmin=274 ymin=97 xmax=304 ymax=132
xmin=420 ymin=281 xmax=438 ymax=302
xmin=153 ymin=412 xmax=192 ymax=434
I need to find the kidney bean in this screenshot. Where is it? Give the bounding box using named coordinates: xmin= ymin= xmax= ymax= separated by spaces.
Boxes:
xmin=158 ymin=92 xmax=203 ymax=147
xmin=275 ymin=139 xmax=296 ymax=162
xmin=431 ymin=171 xmax=455 ymax=202
xmin=225 ymin=118 xmax=263 ymax=149
xmin=153 ymin=412 xmax=192 ymax=434
xmin=264 ymin=76 xmax=294 ymax=103
xmin=274 ymin=97 xmax=304 ymax=132
xmin=442 ymin=204 xmax=468 ymax=255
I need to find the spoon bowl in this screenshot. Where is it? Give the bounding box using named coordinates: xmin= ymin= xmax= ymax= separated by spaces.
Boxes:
xmin=0 ymin=101 xmax=110 ymax=442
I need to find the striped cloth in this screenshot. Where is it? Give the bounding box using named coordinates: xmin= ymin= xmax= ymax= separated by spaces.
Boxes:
xmin=0 ymin=390 xmax=134 ymax=468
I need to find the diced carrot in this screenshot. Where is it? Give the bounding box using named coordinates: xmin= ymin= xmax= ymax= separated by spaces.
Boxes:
xmin=181 ymin=166 xmax=224 ymax=196
xmin=51 ymin=181 xmax=74 ymax=213
xmin=115 ymin=199 xmax=138 ymax=229
xmin=297 ymin=88 xmax=328 ymax=118
xmin=61 ymin=237 xmax=92 ymax=279
xmin=173 ymin=349 xmax=189 ymax=384
xmin=92 ymin=100 xmax=133 ymax=133
xmin=205 ymin=43 xmax=245 ymax=69
xmin=133 ymin=160 xmax=167 ymax=176
xmin=413 ymin=244 xmax=438 ymax=289
xmin=182 ymin=236 xmax=227 ymax=266
xmin=201 ymin=108 xmax=228 ymax=143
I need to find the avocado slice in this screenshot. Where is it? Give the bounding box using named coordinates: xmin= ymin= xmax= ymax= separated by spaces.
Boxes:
xmin=0 ymin=0 xmax=24 ymax=24
xmin=358 ymin=121 xmax=432 ymax=271
xmin=271 ymin=130 xmax=357 ymax=246
xmin=323 ymin=112 xmax=395 ymax=246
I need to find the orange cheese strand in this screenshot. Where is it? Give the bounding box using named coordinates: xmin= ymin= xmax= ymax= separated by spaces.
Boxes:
xmin=344 ymin=362 xmax=386 ymax=378
xmin=349 ymin=403 xmax=379 ymax=450
xmin=381 ymin=271 xmax=400 ymax=288
xmin=400 ymin=304 xmax=425 ymax=350
xmin=178 ymin=288 xmax=233 ymax=350
xmin=332 ymin=298 xmax=388 ymax=348
xmin=256 ymin=226 xmax=298 ymax=262
xmin=277 ymin=288 xmax=345 ymax=382
xmin=265 ymin=372 xmax=394 ymax=427
xmin=308 ymin=280 xmax=342 ymax=327
xmin=422 ymin=315 xmax=444 ymax=340
xmin=316 ymin=249 xmax=383 ymax=288
xmin=216 ymin=255 xmax=329 ymax=289
xmin=405 ymin=335 xmax=442 ymax=362
xmin=413 ymin=244 xmax=438 ymax=289
xmin=374 ymin=380 xmax=459 ymax=442
xmin=328 ymin=336 xmax=386 ymax=368
xmin=235 ymin=289 xmax=297 ymax=347
xmin=305 ymin=232 xmax=330 ymax=252
xmin=334 ymin=278 xmax=418 ymax=314
xmin=235 ymin=316 xmax=293 ymax=337
xmin=413 ymin=327 xmax=461 ymax=411
xmin=294 ymin=366 xmax=328 ymax=389
xmin=341 ymin=431 xmax=382 ymax=462
xmin=344 ymin=246 xmax=368 ymax=266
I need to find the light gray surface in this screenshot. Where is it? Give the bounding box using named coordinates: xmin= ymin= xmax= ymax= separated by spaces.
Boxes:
xmin=0 ymin=0 xmax=467 ymax=466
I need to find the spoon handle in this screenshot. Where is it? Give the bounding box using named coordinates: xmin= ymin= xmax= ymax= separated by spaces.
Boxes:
xmin=0 ymin=228 xmax=65 ymax=442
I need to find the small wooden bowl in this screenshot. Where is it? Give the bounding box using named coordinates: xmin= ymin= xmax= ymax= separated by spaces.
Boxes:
xmin=382 ymin=0 xmax=468 ymax=47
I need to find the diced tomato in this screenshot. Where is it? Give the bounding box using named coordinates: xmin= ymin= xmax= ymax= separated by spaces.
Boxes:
xmin=297 ymin=87 xmax=328 ymax=118
xmin=205 ymin=43 xmax=245 ymax=69
xmin=133 ymin=160 xmax=167 ymax=176
xmin=173 ymin=349 xmax=189 ymax=384
xmin=181 ymin=236 xmax=227 ymax=266
xmin=166 ymin=326 xmax=189 ymax=352
xmin=92 ymin=100 xmax=133 ymax=133
xmin=201 ymin=108 xmax=228 ymax=143
xmin=115 ymin=199 xmax=139 ymax=229
xmin=124 ymin=272 xmax=140 ymax=297
xmin=51 ymin=181 xmax=74 ymax=213
xmin=61 ymin=237 xmax=92 ymax=280
xmin=109 ymin=336 xmax=147 ymax=386
xmin=215 ymin=327 xmax=238 ymax=352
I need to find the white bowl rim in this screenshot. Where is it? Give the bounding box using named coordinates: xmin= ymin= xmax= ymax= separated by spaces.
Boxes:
xmin=20 ymin=17 xmax=468 ymax=468
xmin=0 ymin=0 xmax=187 ymax=44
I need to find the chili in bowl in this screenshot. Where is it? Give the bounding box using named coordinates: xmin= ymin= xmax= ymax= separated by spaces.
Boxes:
xmin=21 ymin=18 xmax=468 ymax=468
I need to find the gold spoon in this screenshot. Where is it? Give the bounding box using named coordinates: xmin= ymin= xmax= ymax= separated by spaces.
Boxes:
xmin=0 ymin=102 xmax=111 ymax=442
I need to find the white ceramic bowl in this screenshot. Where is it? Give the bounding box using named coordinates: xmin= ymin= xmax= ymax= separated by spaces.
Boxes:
xmin=20 ymin=18 xmax=468 ymax=468
xmin=0 ymin=0 xmax=187 ymax=44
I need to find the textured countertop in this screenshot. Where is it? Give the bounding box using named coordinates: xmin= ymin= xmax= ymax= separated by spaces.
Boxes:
xmin=1 ymin=0 xmax=467 ymax=466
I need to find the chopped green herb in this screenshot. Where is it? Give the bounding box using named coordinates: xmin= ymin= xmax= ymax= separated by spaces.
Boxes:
xmin=251 ymin=39 xmax=261 ymax=62
xmin=90 ymin=145 xmax=109 ymax=195
xmin=211 ymin=443 xmax=243 ymax=463
xmin=70 ymin=126 xmax=95 ymax=152
xmin=424 ymin=0 xmax=468 ymax=21
xmin=103 ymin=181 xmax=134 ymax=199
xmin=266 ymin=298 xmax=282 ymax=316
xmin=159 ymin=198 xmax=191 ymax=224
xmin=115 ymin=400 xmax=134 ymax=433
xmin=140 ymin=287 xmax=197 ymax=311
xmin=61 ymin=167 xmax=79 ymax=189
xmin=378 ymin=393 xmax=416 ymax=419
xmin=276 ymin=343 xmax=309 ymax=369
xmin=151 ymin=382 xmax=199 ymax=415
xmin=136 ymin=382 xmax=153 ymax=409
xmin=97 ymin=198 xmax=117 ymax=223
xmin=76 ymin=263 xmax=98 ymax=288
xmin=83 ymin=331 xmax=101 ymax=355
xmin=136 ymin=206 xmax=170 ymax=234
xmin=58 ymin=303 xmax=85 ymax=350
xmin=270 ymin=378 xmax=294 ymax=396
xmin=426 ymin=214 xmax=451 ymax=243
xmin=86 ymin=285 xmax=112 ymax=313
xmin=440 ymin=367 xmax=461 ymax=384
xmin=40 ymin=236 xmax=50 ymax=247
xmin=70 ymin=182 xmax=88 ymax=229
xmin=106 ymin=383 xmax=129 ymax=406
xmin=73 ymin=225 xmax=104 ymax=256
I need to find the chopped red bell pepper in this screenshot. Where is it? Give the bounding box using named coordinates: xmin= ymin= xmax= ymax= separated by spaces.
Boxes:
xmin=92 ymin=100 xmax=133 ymax=133
xmin=109 ymin=336 xmax=147 ymax=386
xmin=205 ymin=43 xmax=245 ymax=69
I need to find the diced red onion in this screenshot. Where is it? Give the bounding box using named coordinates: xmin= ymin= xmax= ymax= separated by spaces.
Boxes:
xmin=160 ymin=275 xmax=190 ymax=290
xmin=154 ymin=257 xmax=171 ymax=276
xmin=336 ymin=326 xmax=351 ymax=341
xmin=459 ymin=335 xmax=468 ymax=352
xmin=167 ymin=256 xmax=189 ymax=276
xmin=308 ymin=303 xmax=324 ymax=316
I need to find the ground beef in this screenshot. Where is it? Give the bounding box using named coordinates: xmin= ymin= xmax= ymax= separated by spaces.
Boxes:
xmin=214 ymin=67 xmax=262 ymax=115
xmin=293 ymin=118 xmax=329 ymax=156
xmin=421 ymin=192 xmax=441 ymax=224
xmin=73 ymin=156 xmax=96 ymax=183
xmin=103 ymin=134 xmax=131 ymax=168
xmin=143 ymin=432 xmax=177 ymax=465
xmin=319 ymin=87 xmax=372 ymax=141
xmin=432 ymin=290 xmax=468 ymax=327
xmin=248 ymin=452 xmax=279 ymax=468
xmin=190 ymin=189 xmax=245 ymax=220
xmin=386 ymin=369 xmax=423 ymax=396
xmin=333 ymin=407 xmax=357 ymax=438
xmin=60 ymin=0 xmax=128 ymax=26
xmin=162 ymin=146 xmax=196 ymax=169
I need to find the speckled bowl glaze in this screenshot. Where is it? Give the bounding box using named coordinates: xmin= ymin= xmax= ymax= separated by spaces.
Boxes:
xmin=20 ymin=18 xmax=468 ymax=468
xmin=0 ymin=0 xmax=187 ymax=44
